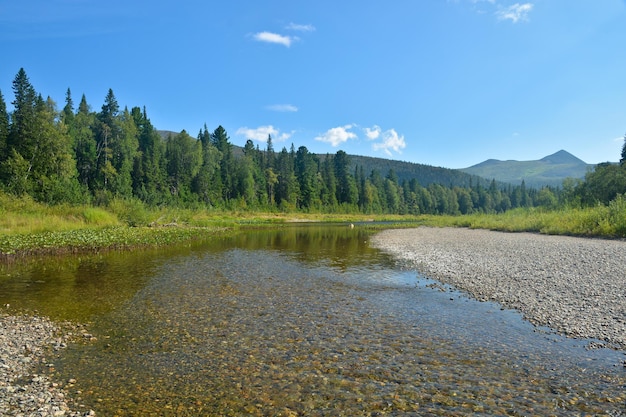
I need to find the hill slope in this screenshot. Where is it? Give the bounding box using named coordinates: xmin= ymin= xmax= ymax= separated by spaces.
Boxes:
xmin=347 ymin=154 xmax=484 ymax=188
xmin=460 ymin=150 xmax=593 ymax=188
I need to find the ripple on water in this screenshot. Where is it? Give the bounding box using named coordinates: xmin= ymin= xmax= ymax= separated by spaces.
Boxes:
xmin=50 ymin=246 xmax=626 ymax=416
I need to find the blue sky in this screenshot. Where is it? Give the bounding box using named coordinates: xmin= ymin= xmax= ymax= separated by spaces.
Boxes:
xmin=1 ymin=0 xmax=625 ymax=168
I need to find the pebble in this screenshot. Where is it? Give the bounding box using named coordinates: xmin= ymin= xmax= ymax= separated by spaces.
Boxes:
xmin=371 ymin=227 xmax=626 ymax=350
xmin=0 ymin=313 xmax=95 ymax=416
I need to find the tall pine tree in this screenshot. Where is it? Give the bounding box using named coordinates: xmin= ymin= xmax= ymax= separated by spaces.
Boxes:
xmin=0 ymin=90 xmax=8 ymax=163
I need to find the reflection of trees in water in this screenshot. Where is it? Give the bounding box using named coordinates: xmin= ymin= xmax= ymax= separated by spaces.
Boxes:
xmin=0 ymin=247 xmax=171 ymax=320
xmin=229 ymin=225 xmax=382 ymax=269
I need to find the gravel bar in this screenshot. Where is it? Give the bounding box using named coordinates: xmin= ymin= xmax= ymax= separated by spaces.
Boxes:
xmin=371 ymin=227 xmax=626 ymax=350
xmin=0 ymin=312 xmax=96 ymax=416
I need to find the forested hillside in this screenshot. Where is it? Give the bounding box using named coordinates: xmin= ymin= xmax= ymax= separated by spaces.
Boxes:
xmin=347 ymin=155 xmax=482 ymax=188
xmin=0 ymin=69 xmax=622 ymax=216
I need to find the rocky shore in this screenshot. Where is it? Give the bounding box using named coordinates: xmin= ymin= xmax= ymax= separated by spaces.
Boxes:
xmin=371 ymin=227 xmax=626 ymax=351
xmin=0 ymin=312 xmax=95 ymax=416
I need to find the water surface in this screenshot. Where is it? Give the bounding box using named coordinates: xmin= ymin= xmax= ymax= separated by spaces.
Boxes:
xmin=1 ymin=225 xmax=624 ymax=416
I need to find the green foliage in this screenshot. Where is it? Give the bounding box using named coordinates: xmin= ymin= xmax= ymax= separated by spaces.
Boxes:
xmin=607 ymin=194 xmax=626 ymax=236
xmin=576 ymin=162 xmax=626 ymax=205
xmin=107 ymin=198 xmax=151 ymax=227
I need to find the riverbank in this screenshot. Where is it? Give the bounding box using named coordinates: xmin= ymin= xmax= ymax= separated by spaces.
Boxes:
xmin=0 ymin=312 xmax=95 ymax=416
xmin=371 ymin=227 xmax=626 ymax=351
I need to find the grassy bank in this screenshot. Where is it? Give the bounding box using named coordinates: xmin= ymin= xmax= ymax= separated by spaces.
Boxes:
xmin=0 ymin=193 xmax=423 ymax=258
xmin=419 ymin=199 xmax=626 ymax=238
xmin=2 ymin=192 xmax=625 ymax=258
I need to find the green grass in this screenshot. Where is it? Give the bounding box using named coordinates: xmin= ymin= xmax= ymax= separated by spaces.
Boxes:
xmin=2 ymin=191 xmax=626 ymax=259
xmin=0 ymin=193 xmax=120 ymax=235
xmin=419 ymin=200 xmax=626 ymax=238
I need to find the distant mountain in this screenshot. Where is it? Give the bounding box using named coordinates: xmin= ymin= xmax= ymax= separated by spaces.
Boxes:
xmin=460 ymin=150 xmax=593 ymax=188
xmin=157 ymin=130 xmax=181 ymax=139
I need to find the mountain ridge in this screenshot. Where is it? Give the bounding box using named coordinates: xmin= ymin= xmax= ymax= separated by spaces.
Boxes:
xmin=460 ymin=150 xmax=593 ymax=188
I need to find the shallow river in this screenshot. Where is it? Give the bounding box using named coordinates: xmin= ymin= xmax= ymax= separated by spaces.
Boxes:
xmin=1 ymin=225 xmax=625 ymax=416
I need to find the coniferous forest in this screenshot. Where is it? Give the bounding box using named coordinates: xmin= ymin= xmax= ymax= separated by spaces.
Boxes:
xmin=1 ymin=69 xmax=624 ymax=215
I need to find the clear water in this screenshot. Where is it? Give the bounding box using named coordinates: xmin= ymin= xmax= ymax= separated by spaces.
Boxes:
xmin=1 ymin=225 xmax=624 ymax=416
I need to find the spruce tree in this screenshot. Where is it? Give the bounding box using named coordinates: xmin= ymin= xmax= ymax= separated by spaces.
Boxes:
xmin=71 ymin=95 xmax=98 ymax=190
xmin=95 ymin=89 xmax=121 ymax=194
xmin=132 ymin=107 xmax=167 ymax=204
xmin=334 ymin=150 xmax=358 ymax=205
xmin=621 ymin=134 xmax=626 ymax=165
xmin=193 ymin=124 xmax=222 ymax=206
xmin=0 ymin=90 xmax=8 ymax=162
xmin=295 ymin=146 xmax=321 ymax=209
xmin=265 ymin=134 xmax=275 ymax=169
xmin=7 ymin=68 xmax=37 ymax=162
xmin=211 ymin=126 xmax=234 ymax=200
xmin=113 ymin=107 xmax=138 ymax=198
xmin=61 ymin=88 xmax=74 ymax=126
xmin=1 ymin=69 xmax=40 ymax=195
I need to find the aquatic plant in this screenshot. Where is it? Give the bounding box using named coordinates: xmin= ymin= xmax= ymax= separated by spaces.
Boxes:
xmin=0 ymin=226 xmax=224 ymax=258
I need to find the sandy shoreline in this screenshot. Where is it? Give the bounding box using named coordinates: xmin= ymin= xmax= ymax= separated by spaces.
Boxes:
xmin=371 ymin=227 xmax=626 ymax=351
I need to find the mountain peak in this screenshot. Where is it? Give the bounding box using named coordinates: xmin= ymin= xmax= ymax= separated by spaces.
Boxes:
xmin=540 ymin=150 xmax=586 ymax=165
xmin=460 ymin=150 xmax=591 ymax=188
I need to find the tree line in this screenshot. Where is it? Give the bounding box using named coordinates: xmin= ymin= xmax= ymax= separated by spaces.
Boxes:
xmin=0 ymin=69 xmax=623 ymax=215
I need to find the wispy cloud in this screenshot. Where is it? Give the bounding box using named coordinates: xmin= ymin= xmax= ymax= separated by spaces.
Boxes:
xmin=463 ymin=0 xmax=534 ymax=23
xmin=266 ymin=104 xmax=298 ymax=112
xmin=236 ymin=125 xmax=293 ymax=142
xmin=369 ymin=127 xmax=406 ymax=156
xmin=496 ymin=3 xmax=534 ymax=23
xmin=252 ymin=22 xmax=315 ymax=48
xmin=315 ymin=125 xmax=357 ymax=147
xmin=286 ymin=22 xmax=316 ymax=32
xmin=252 ymin=31 xmax=295 ymax=47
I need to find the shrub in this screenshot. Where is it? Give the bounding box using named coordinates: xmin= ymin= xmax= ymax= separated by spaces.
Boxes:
xmin=107 ymin=198 xmax=152 ymax=227
xmin=608 ymin=194 xmax=626 ymax=237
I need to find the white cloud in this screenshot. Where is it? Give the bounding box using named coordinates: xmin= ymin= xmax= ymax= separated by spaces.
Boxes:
xmin=286 ymin=23 xmax=315 ymax=32
xmin=371 ymin=129 xmax=406 ymax=156
xmin=252 ymin=31 xmax=295 ymax=47
xmin=266 ymin=104 xmax=298 ymax=112
xmin=496 ymin=3 xmax=534 ymax=23
xmin=236 ymin=125 xmax=292 ymax=142
xmin=314 ymin=125 xmax=357 ymax=147
xmin=364 ymin=125 xmax=381 ymax=140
